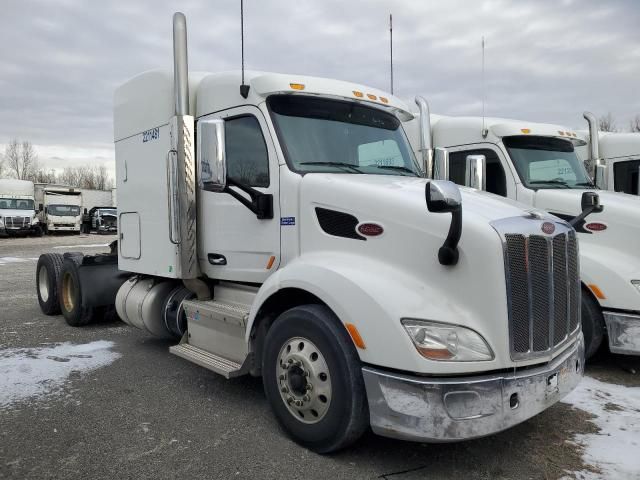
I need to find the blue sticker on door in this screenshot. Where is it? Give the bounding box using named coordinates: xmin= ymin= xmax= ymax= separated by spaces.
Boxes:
xmin=280 ymin=217 xmax=295 ymax=226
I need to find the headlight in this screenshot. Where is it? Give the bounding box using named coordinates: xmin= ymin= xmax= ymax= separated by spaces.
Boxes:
xmin=402 ymin=319 xmax=494 ymax=361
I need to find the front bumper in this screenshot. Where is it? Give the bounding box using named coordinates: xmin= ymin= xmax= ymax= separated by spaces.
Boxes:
xmin=362 ymin=334 xmax=584 ymax=442
xmin=604 ymin=311 xmax=640 ymax=355
xmin=50 ymin=225 xmax=80 ymax=231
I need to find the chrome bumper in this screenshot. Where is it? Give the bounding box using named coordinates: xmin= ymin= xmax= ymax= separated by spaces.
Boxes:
xmin=362 ymin=334 xmax=584 ymax=442
xmin=604 ymin=311 xmax=640 ymax=355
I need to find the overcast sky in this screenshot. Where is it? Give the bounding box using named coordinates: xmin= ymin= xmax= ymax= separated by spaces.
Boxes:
xmin=1 ymin=0 xmax=639 ymax=177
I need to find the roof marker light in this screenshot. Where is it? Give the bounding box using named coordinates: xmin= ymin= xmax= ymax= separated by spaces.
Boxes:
xmin=521 ymin=128 xmax=531 ymax=134
xmin=558 ymin=131 xmax=565 ymax=136
xmin=353 ymin=90 xmax=364 ymax=98
xmin=366 ymin=93 xmax=377 ymax=100
xmin=289 ymin=83 xmax=305 ymax=90
xmin=380 ymin=97 xmax=389 ymax=103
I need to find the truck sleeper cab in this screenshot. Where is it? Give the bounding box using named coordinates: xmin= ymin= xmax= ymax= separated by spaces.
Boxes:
xmin=35 ymin=13 xmax=583 ymax=452
xmin=408 ymin=106 xmax=640 ymax=357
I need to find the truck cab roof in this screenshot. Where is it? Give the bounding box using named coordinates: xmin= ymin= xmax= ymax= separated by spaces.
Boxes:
xmin=114 ymin=70 xmax=413 ymax=141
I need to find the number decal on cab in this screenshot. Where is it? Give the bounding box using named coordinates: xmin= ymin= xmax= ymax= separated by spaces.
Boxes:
xmin=142 ymin=127 xmax=160 ymax=143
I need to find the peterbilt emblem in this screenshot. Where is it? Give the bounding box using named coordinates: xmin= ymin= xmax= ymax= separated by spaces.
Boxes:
xmin=541 ymin=222 xmax=555 ymax=235
xmin=357 ymin=222 xmax=384 ymax=237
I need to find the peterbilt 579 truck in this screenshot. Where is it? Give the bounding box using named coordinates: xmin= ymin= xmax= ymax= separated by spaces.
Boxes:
xmin=406 ymin=99 xmax=640 ymax=358
xmin=35 ymin=14 xmax=583 ymax=452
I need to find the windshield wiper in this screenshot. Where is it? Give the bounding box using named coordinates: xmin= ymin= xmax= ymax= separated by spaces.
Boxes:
xmin=300 ymin=161 xmax=363 ymax=173
xmin=373 ymin=165 xmax=418 ymax=176
xmin=529 ymin=180 xmax=571 ymax=188
xmin=575 ymin=182 xmax=597 ymax=189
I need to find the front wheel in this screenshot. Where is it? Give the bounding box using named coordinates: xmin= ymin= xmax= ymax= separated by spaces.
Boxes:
xmin=582 ymin=287 xmax=605 ymax=359
xmin=262 ymin=305 xmax=369 ymax=453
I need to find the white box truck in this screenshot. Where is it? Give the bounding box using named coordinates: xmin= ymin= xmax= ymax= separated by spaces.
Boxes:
xmin=35 ymin=14 xmax=583 ymax=452
xmin=406 ymin=99 xmax=640 ymax=358
xmin=0 ymin=179 xmax=41 ymax=237
xmin=36 ymin=187 xmax=83 ymax=234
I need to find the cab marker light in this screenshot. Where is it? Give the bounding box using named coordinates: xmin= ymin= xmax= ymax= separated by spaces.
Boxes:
xmin=289 ymin=83 xmax=305 ymax=90
xmin=379 ymin=96 xmax=389 ymax=103
xmin=558 ymin=131 xmax=565 ymax=136
xmin=353 ymin=90 xmax=364 ymax=98
xmin=366 ymin=93 xmax=377 ymax=100
xmin=588 ymin=284 xmax=606 ymax=300
xmin=521 ymin=128 xmax=531 ymax=134
xmin=345 ymin=323 xmax=366 ymax=349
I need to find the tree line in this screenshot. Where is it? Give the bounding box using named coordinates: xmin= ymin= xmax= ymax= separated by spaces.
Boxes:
xmin=0 ymin=139 xmax=113 ymax=190
xmin=598 ymin=113 xmax=640 ymax=133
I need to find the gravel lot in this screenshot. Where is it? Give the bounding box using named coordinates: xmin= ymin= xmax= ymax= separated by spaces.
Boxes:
xmin=1 ymin=234 xmax=639 ymax=480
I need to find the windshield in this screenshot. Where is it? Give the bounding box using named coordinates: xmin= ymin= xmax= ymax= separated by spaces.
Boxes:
xmin=268 ymin=95 xmax=420 ymax=176
xmin=98 ymin=209 xmax=117 ymax=216
xmin=504 ymin=136 xmax=594 ymax=189
xmin=0 ymin=198 xmax=34 ymax=210
xmin=48 ymin=204 xmax=81 ymax=216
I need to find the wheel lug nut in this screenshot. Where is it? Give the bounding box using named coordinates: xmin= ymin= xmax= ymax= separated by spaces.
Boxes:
xmin=287 ymin=397 xmax=294 ymax=404
xmin=281 ymin=387 xmax=288 ymax=393
xmin=295 ymin=400 xmax=303 ymax=407
xmin=303 ymin=371 xmax=310 ymax=377
xmin=303 ymin=395 xmax=310 ymax=402
xmin=305 ymin=384 xmax=312 ymax=391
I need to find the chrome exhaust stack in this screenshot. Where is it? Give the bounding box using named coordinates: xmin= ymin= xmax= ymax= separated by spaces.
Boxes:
xmin=173 ymin=12 xmax=190 ymax=116
xmin=584 ymin=111 xmax=607 ymax=188
xmin=415 ymin=96 xmax=433 ymax=177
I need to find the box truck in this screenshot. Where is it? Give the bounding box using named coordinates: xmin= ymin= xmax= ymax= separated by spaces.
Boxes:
xmin=35 ymin=14 xmax=583 ymax=452
xmin=407 ymin=98 xmax=640 ymax=358
xmin=0 ymin=179 xmax=41 ymax=237
xmin=36 ymin=187 xmax=82 ymax=234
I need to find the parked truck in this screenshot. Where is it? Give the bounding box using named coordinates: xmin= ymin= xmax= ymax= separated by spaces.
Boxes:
xmin=406 ymin=99 xmax=640 ymax=358
xmin=35 ymin=14 xmax=584 ymax=452
xmin=36 ymin=187 xmax=83 ymax=234
xmin=0 ymin=179 xmax=41 ymax=237
xmin=576 ymin=113 xmax=640 ymax=195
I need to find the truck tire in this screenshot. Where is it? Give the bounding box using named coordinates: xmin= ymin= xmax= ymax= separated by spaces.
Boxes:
xmin=33 ymin=226 xmax=44 ymax=237
xmin=58 ymin=257 xmax=99 ymax=327
xmin=262 ymin=305 xmax=369 ymax=453
xmin=582 ymin=287 xmax=605 ymax=359
xmin=36 ymin=253 xmax=64 ymax=315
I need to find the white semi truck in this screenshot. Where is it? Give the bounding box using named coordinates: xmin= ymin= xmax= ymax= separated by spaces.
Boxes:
xmin=35 ymin=14 xmax=584 ymax=452
xmin=0 ymin=179 xmax=41 ymax=237
xmin=36 ymin=187 xmax=83 ymax=234
xmin=406 ymin=99 xmax=640 ymax=358
xmin=576 ymin=113 xmax=640 ymax=195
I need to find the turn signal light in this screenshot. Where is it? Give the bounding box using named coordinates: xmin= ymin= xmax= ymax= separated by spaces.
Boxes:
xmin=345 ymin=323 xmax=366 ymax=349
xmin=588 ymin=284 xmax=606 ymax=300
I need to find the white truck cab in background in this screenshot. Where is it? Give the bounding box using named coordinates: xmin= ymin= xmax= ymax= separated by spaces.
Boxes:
xmin=36 ymin=13 xmax=584 ymax=452
xmin=576 ymin=113 xmax=640 ymax=195
xmin=406 ymin=100 xmax=640 ymax=358
xmin=36 ymin=187 xmax=82 ymax=234
xmin=0 ymin=179 xmax=41 ymax=237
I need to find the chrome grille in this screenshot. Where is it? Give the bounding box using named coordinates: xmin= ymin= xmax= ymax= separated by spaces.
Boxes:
xmin=5 ymin=216 xmax=29 ymax=228
xmin=497 ymin=218 xmax=580 ymax=360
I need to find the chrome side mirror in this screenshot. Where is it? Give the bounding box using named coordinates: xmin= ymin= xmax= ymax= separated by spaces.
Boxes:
xmin=197 ymin=118 xmax=226 ymax=192
xmin=465 ymin=154 xmax=487 ymax=190
xmin=425 ymin=180 xmax=462 ymax=266
xmin=594 ymin=161 xmax=608 ymax=190
xmin=433 ymin=148 xmax=449 ymax=181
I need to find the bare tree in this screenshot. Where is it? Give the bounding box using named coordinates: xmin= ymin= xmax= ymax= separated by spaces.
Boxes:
xmin=598 ymin=113 xmax=617 ymax=132
xmin=4 ymin=139 xmax=38 ymax=180
xmin=630 ymin=115 xmax=640 ymax=133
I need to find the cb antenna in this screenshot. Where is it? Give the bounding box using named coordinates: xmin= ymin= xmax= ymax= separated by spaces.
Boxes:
xmin=239 ymin=0 xmax=250 ymax=98
xmin=389 ymin=14 xmax=394 ymax=94
xmin=481 ymin=36 xmax=488 ymax=138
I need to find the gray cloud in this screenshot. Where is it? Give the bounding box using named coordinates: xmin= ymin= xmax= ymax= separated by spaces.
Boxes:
xmin=1 ymin=0 xmax=639 ymax=174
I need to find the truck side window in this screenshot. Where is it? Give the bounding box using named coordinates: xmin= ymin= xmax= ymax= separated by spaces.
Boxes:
xmin=225 ymin=116 xmax=270 ymax=187
xmin=449 ymin=149 xmax=507 ymax=197
xmin=613 ymin=159 xmax=640 ymax=195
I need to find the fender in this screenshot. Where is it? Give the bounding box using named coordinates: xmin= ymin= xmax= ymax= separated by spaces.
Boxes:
xmin=580 ymin=243 xmax=640 ymax=312
xmin=247 ymin=252 xmax=506 ymax=375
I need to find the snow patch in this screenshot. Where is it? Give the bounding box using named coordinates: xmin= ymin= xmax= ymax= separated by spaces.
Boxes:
xmin=52 ymin=244 xmax=109 ymax=249
xmin=0 ymin=340 xmax=120 ymax=409
xmin=562 ymin=375 xmax=640 ymax=479
xmin=0 ymin=256 xmax=35 ymax=265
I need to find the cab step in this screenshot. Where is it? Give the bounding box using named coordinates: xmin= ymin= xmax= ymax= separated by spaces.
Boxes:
xmin=170 ymin=343 xmax=244 ymax=378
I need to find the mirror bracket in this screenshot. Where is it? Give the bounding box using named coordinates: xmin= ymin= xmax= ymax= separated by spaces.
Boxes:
xmin=224 ymin=178 xmax=273 ymax=220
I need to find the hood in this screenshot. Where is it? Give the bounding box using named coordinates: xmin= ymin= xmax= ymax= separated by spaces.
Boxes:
xmin=0 ymin=208 xmax=35 ymax=219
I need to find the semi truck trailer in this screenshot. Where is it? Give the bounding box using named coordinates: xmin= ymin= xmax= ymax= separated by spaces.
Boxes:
xmin=0 ymin=179 xmax=41 ymax=237
xmin=36 ymin=187 xmax=82 ymax=234
xmin=577 ymin=113 xmax=640 ymax=195
xmin=35 ymin=13 xmax=583 ymax=452
xmin=406 ymin=99 xmax=640 ymax=358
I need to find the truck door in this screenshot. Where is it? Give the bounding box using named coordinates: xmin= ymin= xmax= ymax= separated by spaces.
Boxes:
xmin=446 ymin=145 xmax=517 ymax=199
xmin=197 ymin=106 xmax=281 ymax=283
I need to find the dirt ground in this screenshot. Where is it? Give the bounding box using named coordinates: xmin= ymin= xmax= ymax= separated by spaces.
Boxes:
xmin=1 ymin=233 xmax=638 ymax=480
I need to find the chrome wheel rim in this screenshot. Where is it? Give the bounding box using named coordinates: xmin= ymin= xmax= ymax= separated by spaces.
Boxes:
xmin=38 ymin=265 xmax=49 ymax=302
xmin=277 ymin=337 xmax=332 ymax=424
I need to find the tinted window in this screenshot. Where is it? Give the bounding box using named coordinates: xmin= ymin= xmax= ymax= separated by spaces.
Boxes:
xmin=449 ymin=149 xmax=507 ymax=197
xmin=613 ymin=159 xmax=640 ymax=194
xmin=225 ymin=116 xmax=270 ymax=187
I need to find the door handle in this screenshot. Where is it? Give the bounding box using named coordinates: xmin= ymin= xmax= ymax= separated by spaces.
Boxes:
xmin=207 ymin=253 xmax=227 ymax=265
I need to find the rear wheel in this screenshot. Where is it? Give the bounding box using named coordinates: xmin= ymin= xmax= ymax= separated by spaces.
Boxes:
xmin=262 ymin=305 xmax=368 ymax=453
xmin=36 ymin=253 xmax=64 ymax=315
xmin=582 ymin=287 xmax=605 ymax=359
xmin=58 ymin=257 xmax=100 ymax=327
